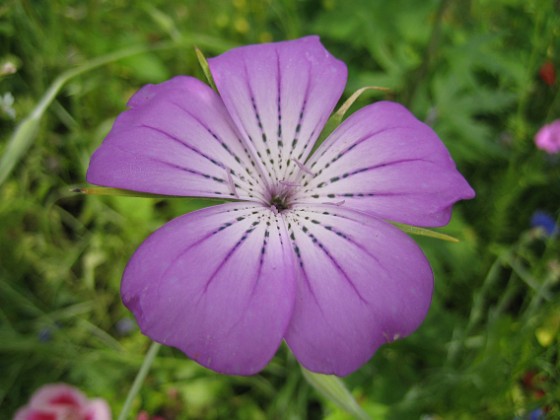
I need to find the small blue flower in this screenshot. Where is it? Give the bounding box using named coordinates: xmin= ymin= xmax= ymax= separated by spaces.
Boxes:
xmin=115 ymin=317 xmax=136 ymax=336
xmin=37 ymin=327 xmax=52 ymax=342
xmin=529 ymin=408 xmax=545 ymax=420
xmin=531 ymin=211 xmax=558 ymax=237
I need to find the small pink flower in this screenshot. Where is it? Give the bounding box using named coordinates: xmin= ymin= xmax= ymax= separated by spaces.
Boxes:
xmin=535 ymin=120 xmax=560 ymax=154
xmin=14 ymin=383 xmax=111 ymax=420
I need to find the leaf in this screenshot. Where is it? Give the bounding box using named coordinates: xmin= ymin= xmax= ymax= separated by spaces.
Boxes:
xmin=301 ymin=367 xmax=370 ymax=420
xmin=0 ymin=116 xmax=41 ymax=186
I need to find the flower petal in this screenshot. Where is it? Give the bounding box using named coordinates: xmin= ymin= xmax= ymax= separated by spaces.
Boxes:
xmin=283 ymin=204 xmax=433 ymax=375
xmin=28 ymin=383 xmax=87 ymax=408
xmin=87 ymin=76 xmax=268 ymax=201
xmin=208 ymin=36 xmax=347 ymax=185
xmin=84 ymin=399 xmax=112 ymax=420
xmin=121 ymin=202 xmax=296 ymax=375
xmin=298 ymin=101 xmax=475 ymax=227
xmin=13 ymin=407 xmax=59 ymax=420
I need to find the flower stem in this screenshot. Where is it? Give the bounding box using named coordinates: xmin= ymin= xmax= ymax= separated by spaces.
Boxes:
xmin=118 ymin=342 xmax=161 ymax=420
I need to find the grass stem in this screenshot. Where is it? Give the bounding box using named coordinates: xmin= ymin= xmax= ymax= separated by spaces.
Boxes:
xmin=118 ymin=342 xmax=161 ymax=420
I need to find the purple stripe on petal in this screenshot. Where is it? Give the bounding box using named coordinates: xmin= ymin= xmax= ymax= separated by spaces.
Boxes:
xmin=208 ymin=36 xmax=347 ymax=186
xmin=284 ymin=204 xmax=433 ymax=376
xmin=299 ymin=101 xmax=475 ymax=227
xmin=121 ymin=202 xmax=296 ymax=375
xmin=288 ymin=216 xmax=368 ymax=304
xmin=140 ymin=123 xmax=228 ymax=171
xmin=87 ymin=76 xmax=268 ymax=201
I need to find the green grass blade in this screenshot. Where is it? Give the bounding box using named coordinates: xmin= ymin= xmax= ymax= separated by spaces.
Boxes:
xmin=118 ymin=342 xmax=161 ymax=420
xmin=0 ymin=116 xmax=41 ymax=186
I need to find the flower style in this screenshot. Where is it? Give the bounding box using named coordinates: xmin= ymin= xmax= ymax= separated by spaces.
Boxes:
xmin=14 ymin=383 xmax=111 ymax=420
xmin=535 ymin=120 xmax=560 ymax=154
xmin=87 ymin=36 xmax=474 ymax=376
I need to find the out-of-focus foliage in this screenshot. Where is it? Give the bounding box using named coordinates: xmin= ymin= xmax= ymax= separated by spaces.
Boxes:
xmin=1 ymin=0 xmax=559 ymax=418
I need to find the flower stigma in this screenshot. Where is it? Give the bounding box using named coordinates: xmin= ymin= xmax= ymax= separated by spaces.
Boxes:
xmin=270 ymin=194 xmax=290 ymax=212
xmin=268 ymin=181 xmax=297 ymax=213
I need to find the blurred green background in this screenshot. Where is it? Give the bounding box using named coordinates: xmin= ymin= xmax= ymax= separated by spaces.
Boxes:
xmin=1 ymin=0 xmax=559 ymax=418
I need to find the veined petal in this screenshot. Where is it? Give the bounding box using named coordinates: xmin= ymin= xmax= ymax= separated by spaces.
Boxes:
xmin=87 ymin=76 xmax=268 ymax=201
xmin=121 ymin=202 xmax=296 ymax=375
xmin=284 ymin=204 xmax=433 ymax=375
xmin=297 ymin=101 xmax=475 ymax=227
xmin=208 ymin=36 xmax=347 ymax=185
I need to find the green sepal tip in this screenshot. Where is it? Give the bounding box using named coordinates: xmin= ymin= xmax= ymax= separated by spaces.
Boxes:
xmin=72 ymin=186 xmax=170 ymax=198
xmin=315 ymin=86 xmax=392 ymax=150
xmin=392 ymin=222 xmax=460 ymax=243
xmin=195 ymin=46 xmax=217 ymax=91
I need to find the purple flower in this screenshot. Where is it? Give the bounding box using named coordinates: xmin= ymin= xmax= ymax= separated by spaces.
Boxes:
xmin=87 ymin=37 xmax=474 ymax=375
xmin=535 ymin=120 xmax=560 ymax=154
